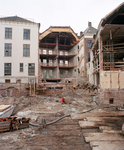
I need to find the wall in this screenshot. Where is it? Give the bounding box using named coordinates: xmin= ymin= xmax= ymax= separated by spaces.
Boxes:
xmin=88 ymin=49 xmax=94 ymax=84
xmin=0 ymin=21 xmax=39 ymax=84
xmin=77 ymin=37 xmax=85 ymax=75
xmin=100 ymin=71 xmax=124 ymax=89
xmin=99 ymin=89 xmax=124 ymax=106
xmin=0 ymin=83 xmax=29 ymax=97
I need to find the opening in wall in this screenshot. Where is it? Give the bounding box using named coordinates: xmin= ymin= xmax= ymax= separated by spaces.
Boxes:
xmin=5 ymin=79 xmax=10 ymax=83
xmin=109 ymin=98 xmax=114 ymax=104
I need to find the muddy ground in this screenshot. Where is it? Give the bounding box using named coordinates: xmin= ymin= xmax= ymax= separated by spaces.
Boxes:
xmin=0 ymin=89 xmax=115 ymax=150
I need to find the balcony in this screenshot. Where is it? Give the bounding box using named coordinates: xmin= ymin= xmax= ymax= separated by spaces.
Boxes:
xmin=59 ymin=63 xmax=75 ymax=68
xmin=41 ymin=62 xmax=57 ymax=68
xmin=58 ymin=52 xmax=76 ymax=59
xmin=39 ymin=50 xmax=57 ymax=58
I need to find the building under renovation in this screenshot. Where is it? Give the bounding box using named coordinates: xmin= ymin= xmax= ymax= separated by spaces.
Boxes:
xmin=77 ymin=22 xmax=97 ymax=76
xmin=89 ymin=2 xmax=124 ymax=106
xmin=38 ymin=26 xmax=79 ymax=84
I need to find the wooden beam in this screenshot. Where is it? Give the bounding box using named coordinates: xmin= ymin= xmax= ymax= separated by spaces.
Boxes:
xmin=83 ymin=133 xmax=124 ymax=142
xmin=71 ymin=111 xmax=124 ymax=120
xmin=90 ymin=141 xmax=124 ymax=150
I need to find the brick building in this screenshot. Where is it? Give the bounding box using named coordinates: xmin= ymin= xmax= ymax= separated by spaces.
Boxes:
xmin=89 ymin=2 xmax=124 ymax=106
xmin=38 ymin=26 xmax=79 ymax=84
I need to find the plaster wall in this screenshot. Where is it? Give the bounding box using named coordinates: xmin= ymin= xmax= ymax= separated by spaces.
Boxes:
xmin=0 ymin=21 xmax=39 ymax=84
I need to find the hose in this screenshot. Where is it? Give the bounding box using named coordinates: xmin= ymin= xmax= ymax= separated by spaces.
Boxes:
xmin=29 ymin=114 xmax=71 ymax=127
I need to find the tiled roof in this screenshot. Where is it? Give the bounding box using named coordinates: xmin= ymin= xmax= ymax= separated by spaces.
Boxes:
xmin=0 ymin=16 xmax=36 ymax=23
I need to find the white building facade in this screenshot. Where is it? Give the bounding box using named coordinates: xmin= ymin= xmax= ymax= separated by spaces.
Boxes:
xmin=0 ymin=16 xmax=39 ymax=84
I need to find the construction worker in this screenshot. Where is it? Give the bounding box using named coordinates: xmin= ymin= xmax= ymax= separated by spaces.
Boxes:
xmin=62 ymin=97 xmax=67 ymax=104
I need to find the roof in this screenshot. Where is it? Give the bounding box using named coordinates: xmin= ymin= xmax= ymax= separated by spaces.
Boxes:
xmin=39 ymin=26 xmax=79 ymax=42
xmin=98 ymin=2 xmax=124 ymax=28
xmin=84 ymin=26 xmax=97 ymax=34
xmin=0 ymin=16 xmax=37 ymax=24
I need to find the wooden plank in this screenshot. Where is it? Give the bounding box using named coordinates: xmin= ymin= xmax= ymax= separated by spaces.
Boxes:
xmin=83 ymin=133 xmax=124 ymax=142
xmin=91 ymin=141 xmax=124 ymax=150
xmin=102 ymin=130 xmax=122 ymax=133
xmin=71 ymin=111 xmax=124 ymax=120
xmin=86 ymin=117 xmax=124 ymax=122
xmin=99 ymin=126 xmax=122 ymax=133
xmin=79 ymin=121 xmax=103 ymax=128
xmin=79 ymin=120 xmax=123 ymax=129
xmin=0 ymin=105 xmax=11 ymax=112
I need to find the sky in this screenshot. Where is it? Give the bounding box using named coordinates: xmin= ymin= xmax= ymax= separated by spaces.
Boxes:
xmin=0 ymin=0 xmax=124 ymax=35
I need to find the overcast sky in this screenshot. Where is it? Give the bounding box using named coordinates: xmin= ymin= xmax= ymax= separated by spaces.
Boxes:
xmin=0 ymin=0 xmax=124 ymax=35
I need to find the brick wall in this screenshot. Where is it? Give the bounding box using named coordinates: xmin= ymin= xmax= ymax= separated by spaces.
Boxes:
xmin=0 ymin=83 xmax=29 ymax=97
xmin=84 ymin=38 xmax=94 ymax=76
xmin=99 ymin=89 xmax=124 ymax=106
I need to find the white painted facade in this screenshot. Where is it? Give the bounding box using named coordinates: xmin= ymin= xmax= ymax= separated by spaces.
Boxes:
xmin=77 ymin=36 xmax=85 ymax=76
xmin=0 ymin=19 xmax=39 ymax=84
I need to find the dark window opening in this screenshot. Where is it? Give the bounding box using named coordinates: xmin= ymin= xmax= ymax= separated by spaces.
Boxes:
xmin=4 ymin=63 xmax=11 ymax=76
xmin=55 ymin=87 xmax=63 ymax=89
xmin=46 ymin=87 xmax=54 ymax=89
xmin=88 ymin=40 xmax=92 ymax=48
xmin=78 ymin=68 xmax=80 ymax=73
xmin=109 ymin=98 xmax=114 ymax=104
xmin=5 ymin=79 xmax=10 ymax=83
xmin=88 ymin=53 xmax=90 ymax=62
xmin=78 ymin=56 xmax=80 ymax=61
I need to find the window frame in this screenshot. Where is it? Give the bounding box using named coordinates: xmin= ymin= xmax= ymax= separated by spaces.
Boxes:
xmin=88 ymin=40 xmax=92 ymax=48
xmin=5 ymin=28 xmax=12 ymax=39
xmin=28 ymin=63 xmax=35 ymax=76
xmin=20 ymin=63 xmax=24 ymax=72
xmin=4 ymin=43 xmax=12 ymax=57
xmin=23 ymin=44 xmax=30 ymax=57
xmin=4 ymin=63 xmax=11 ymax=76
xmin=23 ymin=29 xmax=30 ymax=40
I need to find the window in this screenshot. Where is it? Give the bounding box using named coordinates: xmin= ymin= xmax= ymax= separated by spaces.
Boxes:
xmin=65 ymin=70 xmax=68 ymax=77
xmin=28 ymin=63 xmax=35 ymax=76
xmin=78 ymin=57 xmax=80 ymax=61
xmin=78 ymin=68 xmax=80 ymax=73
xmin=43 ymin=70 xmax=47 ymax=78
xmin=49 ymin=70 xmax=52 ymax=78
xmin=60 ymin=60 xmax=63 ymax=66
xmin=49 ymin=50 xmax=52 ymax=54
xmin=49 ymin=60 xmax=53 ymax=66
xmin=60 ymin=70 xmax=63 ymax=75
xmin=43 ymin=59 xmax=47 ymax=66
xmin=23 ymin=29 xmax=30 ymax=40
xmin=109 ymin=98 xmax=114 ymax=104
xmin=88 ymin=40 xmax=92 ymax=48
xmin=88 ymin=53 xmax=90 ymax=62
xmin=5 ymin=28 xmax=12 ymax=39
xmin=65 ymin=60 xmax=68 ymax=66
xmin=4 ymin=63 xmax=11 ymax=76
xmin=23 ymin=44 xmax=30 ymax=57
xmin=43 ymin=49 xmax=47 ymax=54
xmin=65 ymin=52 xmax=68 ymax=55
xmin=4 ymin=43 xmax=12 ymax=56
xmin=60 ymin=51 xmax=63 ymax=55
xmin=5 ymin=79 xmax=10 ymax=83
xmin=20 ymin=63 xmax=23 ymax=72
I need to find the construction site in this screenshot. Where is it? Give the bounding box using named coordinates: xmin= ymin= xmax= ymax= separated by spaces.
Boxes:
xmin=0 ymin=2 xmax=124 ymax=150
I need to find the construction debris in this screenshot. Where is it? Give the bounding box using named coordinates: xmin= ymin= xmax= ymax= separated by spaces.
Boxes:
xmin=0 ymin=117 xmax=30 ymax=133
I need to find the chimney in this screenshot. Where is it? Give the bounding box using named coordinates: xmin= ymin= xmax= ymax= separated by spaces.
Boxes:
xmin=88 ymin=21 xmax=92 ymax=27
xmin=80 ymin=31 xmax=83 ymax=36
